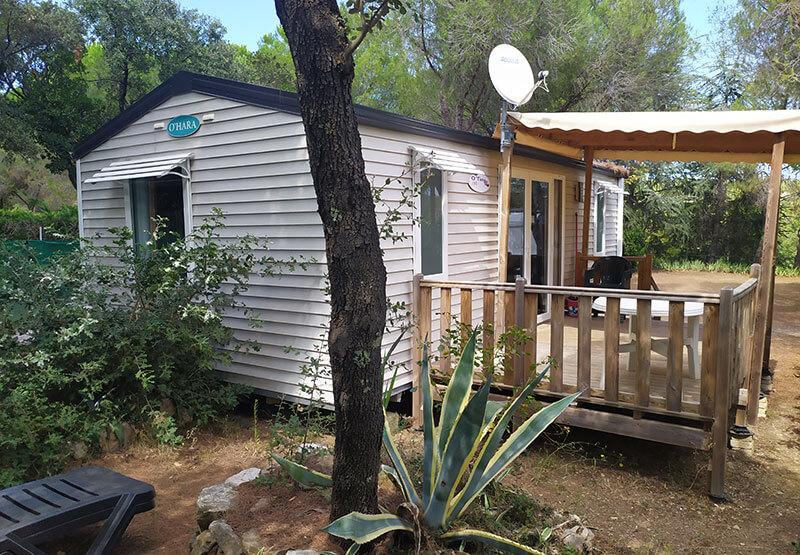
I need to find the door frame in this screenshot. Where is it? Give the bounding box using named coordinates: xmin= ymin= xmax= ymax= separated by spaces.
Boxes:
xmin=508 ymin=168 xmax=567 ymax=322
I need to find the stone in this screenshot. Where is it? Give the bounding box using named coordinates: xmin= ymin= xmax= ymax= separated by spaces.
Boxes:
xmin=225 ymin=467 xmax=262 ymax=488
xmin=68 ymin=441 xmax=89 ymax=460
xmin=286 ymin=551 xmax=320 ymax=555
xmin=249 ymin=498 xmax=270 ymax=513
xmin=209 ymin=520 xmax=243 ymax=555
xmin=241 ymin=529 xmax=263 ymax=555
xmin=261 ymin=462 xmax=279 ymax=476
xmin=190 ymin=529 xmax=217 ymax=555
xmin=561 ymin=525 xmax=595 ymax=553
xmin=758 ymin=396 xmax=768 ymax=418
xmin=99 ymin=422 xmax=136 ymax=454
xmin=730 ymin=436 xmax=754 ymax=452
xmin=197 ymin=484 xmax=238 ymax=529
xmin=161 ymin=397 xmax=177 ymax=417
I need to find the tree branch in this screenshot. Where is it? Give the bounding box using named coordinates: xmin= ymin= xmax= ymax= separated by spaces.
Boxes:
xmin=344 ymin=0 xmax=390 ymax=60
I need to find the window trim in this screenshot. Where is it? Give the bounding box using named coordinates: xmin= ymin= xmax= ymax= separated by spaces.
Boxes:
xmin=122 ymin=160 xmax=192 ymax=247
xmin=413 ymin=164 xmax=448 ymax=279
xmin=595 ymin=188 xmax=606 ymax=255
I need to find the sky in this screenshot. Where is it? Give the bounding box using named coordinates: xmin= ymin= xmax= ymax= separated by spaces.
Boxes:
xmin=180 ymin=0 xmax=736 ymax=61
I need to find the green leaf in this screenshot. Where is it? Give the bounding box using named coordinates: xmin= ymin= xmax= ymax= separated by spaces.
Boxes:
xmin=322 ymin=512 xmax=414 ymax=543
xmin=452 ymin=391 xmax=580 ymax=520
xmin=382 ymin=330 xmax=405 ymax=409
xmin=440 ymin=529 xmax=544 ymax=554
xmin=271 ymin=454 xmax=332 ymax=487
xmin=437 ymin=329 xmax=478 ymax=456
xmin=383 ymin=413 xmax=421 ymax=506
xmin=450 ymin=365 xmax=552 ymax=519
xmin=420 ymin=338 xmax=438 ymax=509
xmin=424 ymin=377 xmax=492 ymax=529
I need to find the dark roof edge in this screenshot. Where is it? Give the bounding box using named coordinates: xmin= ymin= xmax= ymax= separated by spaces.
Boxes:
xmin=72 ymin=71 xmax=618 ymax=178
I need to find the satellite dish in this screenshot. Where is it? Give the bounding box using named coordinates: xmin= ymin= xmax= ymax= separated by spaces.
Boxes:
xmin=488 ymin=44 xmax=535 ymax=107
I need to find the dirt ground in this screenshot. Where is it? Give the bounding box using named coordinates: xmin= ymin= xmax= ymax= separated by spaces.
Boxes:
xmin=51 ymin=270 xmax=800 ymax=554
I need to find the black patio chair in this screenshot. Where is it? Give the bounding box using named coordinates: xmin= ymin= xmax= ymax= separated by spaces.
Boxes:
xmin=584 ymin=256 xmax=635 ymax=318
xmin=584 ymin=256 xmax=635 ymax=290
xmin=0 ymin=466 xmax=154 ymax=555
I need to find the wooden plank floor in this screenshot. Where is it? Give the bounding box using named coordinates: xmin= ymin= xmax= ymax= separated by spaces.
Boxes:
xmin=531 ymin=315 xmax=702 ymax=406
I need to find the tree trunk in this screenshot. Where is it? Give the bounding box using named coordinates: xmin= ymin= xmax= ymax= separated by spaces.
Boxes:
xmin=795 ymin=228 xmax=800 ymax=268
xmin=275 ymin=0 xmax=387 ymax=521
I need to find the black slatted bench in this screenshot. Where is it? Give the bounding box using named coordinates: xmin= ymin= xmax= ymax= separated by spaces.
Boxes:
xmin=0 ymin=466 xmax=155 ymax=555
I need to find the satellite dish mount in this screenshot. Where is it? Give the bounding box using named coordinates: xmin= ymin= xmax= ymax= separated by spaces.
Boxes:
xmin=488 ymin=44 xmax=549 ymax=151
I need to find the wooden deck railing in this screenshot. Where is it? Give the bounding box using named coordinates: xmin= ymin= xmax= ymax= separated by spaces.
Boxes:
xmin=411 ymin=265 xmax=760 ymax=498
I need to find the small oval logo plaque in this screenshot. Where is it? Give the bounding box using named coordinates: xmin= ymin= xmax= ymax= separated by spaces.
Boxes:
xmin=167 ymin=115 xmax=200 ymax=137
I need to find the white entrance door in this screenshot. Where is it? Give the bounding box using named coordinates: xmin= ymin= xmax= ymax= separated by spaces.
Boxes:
xmin=506 ymin=170 xmax=565 ymax=321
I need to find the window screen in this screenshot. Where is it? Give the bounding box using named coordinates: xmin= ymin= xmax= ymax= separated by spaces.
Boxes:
xmin=420 ymin=167 xmax=443 ymax=275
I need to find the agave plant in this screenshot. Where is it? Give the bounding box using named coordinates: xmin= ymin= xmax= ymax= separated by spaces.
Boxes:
xmin=273 ymin=328 xmax=580 ymax=553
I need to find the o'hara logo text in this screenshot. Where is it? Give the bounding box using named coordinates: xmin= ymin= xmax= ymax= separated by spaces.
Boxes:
xmin=167 ymin=115 xmax=201 ymax=138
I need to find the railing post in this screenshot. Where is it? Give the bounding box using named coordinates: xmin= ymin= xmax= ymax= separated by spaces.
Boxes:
xmin=482 ymin=290 xmax=495 ymax=378
xmin=710 ymin=286 xmax=734 ymax=500
xmin=577 ymin=295 xmax=592 ymax=396
xmin=514 ymin=277 xmax=526 ymax=388
xmin=604 ymin=296 xmax=620 ymax=402
xmin=439 ymin=287 xmax=452 ymax=376
xmin=412 ymin=274 xmax=423 ymax=427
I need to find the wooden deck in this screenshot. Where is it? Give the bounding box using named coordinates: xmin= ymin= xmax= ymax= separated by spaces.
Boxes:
xmin=413 ymin=268 xmax=761 ymax=497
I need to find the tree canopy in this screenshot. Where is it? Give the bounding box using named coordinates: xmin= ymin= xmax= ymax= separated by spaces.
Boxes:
xmin=0 ymin=0 xmax=797 ymax=269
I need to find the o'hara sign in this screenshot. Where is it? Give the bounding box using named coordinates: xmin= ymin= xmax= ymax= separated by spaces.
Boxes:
xmin=167 ymin=115 xmax=200 ymax=137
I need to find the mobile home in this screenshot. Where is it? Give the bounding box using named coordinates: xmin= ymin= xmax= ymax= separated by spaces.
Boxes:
xmin=73 ymin=71 xmax=625 ymax=404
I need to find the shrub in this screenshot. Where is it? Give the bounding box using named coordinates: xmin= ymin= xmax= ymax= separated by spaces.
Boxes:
xmin=0 ymin=204 xmax=78 ymax=240
xmin=0 ymin=212 xmax=300 ymax=486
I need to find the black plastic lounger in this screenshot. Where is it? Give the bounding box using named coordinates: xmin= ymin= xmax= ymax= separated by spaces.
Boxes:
xmin=0 ymin=466 xmax=155 ymax=555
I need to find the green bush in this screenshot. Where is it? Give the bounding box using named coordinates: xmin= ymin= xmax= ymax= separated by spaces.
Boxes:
xmin=0 ymin=212 xmax=300 ymax=486
xmin=0 ymin=204 xmax=78 ymax=240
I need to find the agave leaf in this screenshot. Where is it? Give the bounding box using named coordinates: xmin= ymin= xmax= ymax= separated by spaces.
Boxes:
xmin=450 ymin=365 xmax=551 ymax=518
xmin=382 ymin=330 xmax=406 ymax=410
xmin=452 ymin=391 xmax=580 ymax=520
xmin=420 ymin=339 xmax=438 ymax=509
xmin=482 ymin=400 xmax=507 ymax=435
xmin=345 ymin=543 xmax=360 ymax=555
xmin=271 ymin=454 xmax=332 ymax=487
xmin=437 ymin=330 xmax=478 ymax=457
xmin=423 ymin=377 xmax=492 ymax=529
xmin=440 ymin=529 xmax=544 ymax=554
xmin=322 ymin=512 xmax=414 ymax=543
xmin=383 ymin=414 xmax=421 ymax=506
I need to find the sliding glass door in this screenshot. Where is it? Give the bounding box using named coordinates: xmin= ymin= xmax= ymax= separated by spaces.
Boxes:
xmin=505 ymin=171 xmax=564 ymax=319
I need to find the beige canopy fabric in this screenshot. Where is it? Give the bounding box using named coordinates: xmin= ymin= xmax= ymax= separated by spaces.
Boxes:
xmin=504 ymin=110 xmax=800 ymax=163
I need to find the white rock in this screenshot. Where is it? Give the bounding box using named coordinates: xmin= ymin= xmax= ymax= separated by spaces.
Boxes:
xmin=225 ymin=467 xmax=262 ymax=488
xmin=209 ymin=520 xmax=242 ymax=555
xmin=286 ymin=551 xmax=320 ymax=555
xmin=196 ymin=484 xmax=238 ymax=529
xmin=562 ymin=525 xmax=595 ymax=553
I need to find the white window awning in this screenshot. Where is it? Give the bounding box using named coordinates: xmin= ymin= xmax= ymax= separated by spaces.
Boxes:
xmin=84 ymin=153 xmax=193 ymax=183
xmin=409 ymin=145 xmax=485 ymax=176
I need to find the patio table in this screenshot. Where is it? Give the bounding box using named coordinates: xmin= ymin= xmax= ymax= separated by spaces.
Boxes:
xmin=592 ymin=297 xmax=704 ymax=381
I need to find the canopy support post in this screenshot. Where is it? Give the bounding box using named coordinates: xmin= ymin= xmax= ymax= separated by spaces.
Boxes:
xmin=747 ymin=133 xmax=784 ymax=426
xmin=498 ymin=101 xmax=515 ymax=284
xmin=577 ymin=147 xmax=594 ymax=286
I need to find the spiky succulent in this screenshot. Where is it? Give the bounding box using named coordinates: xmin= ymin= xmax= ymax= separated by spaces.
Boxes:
xmin=274 ymin=328 xmax=579 ymax=553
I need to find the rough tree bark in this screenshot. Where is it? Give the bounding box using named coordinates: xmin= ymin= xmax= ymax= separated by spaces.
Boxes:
xmin=275 ymin=0 xmax=387 ymax=521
